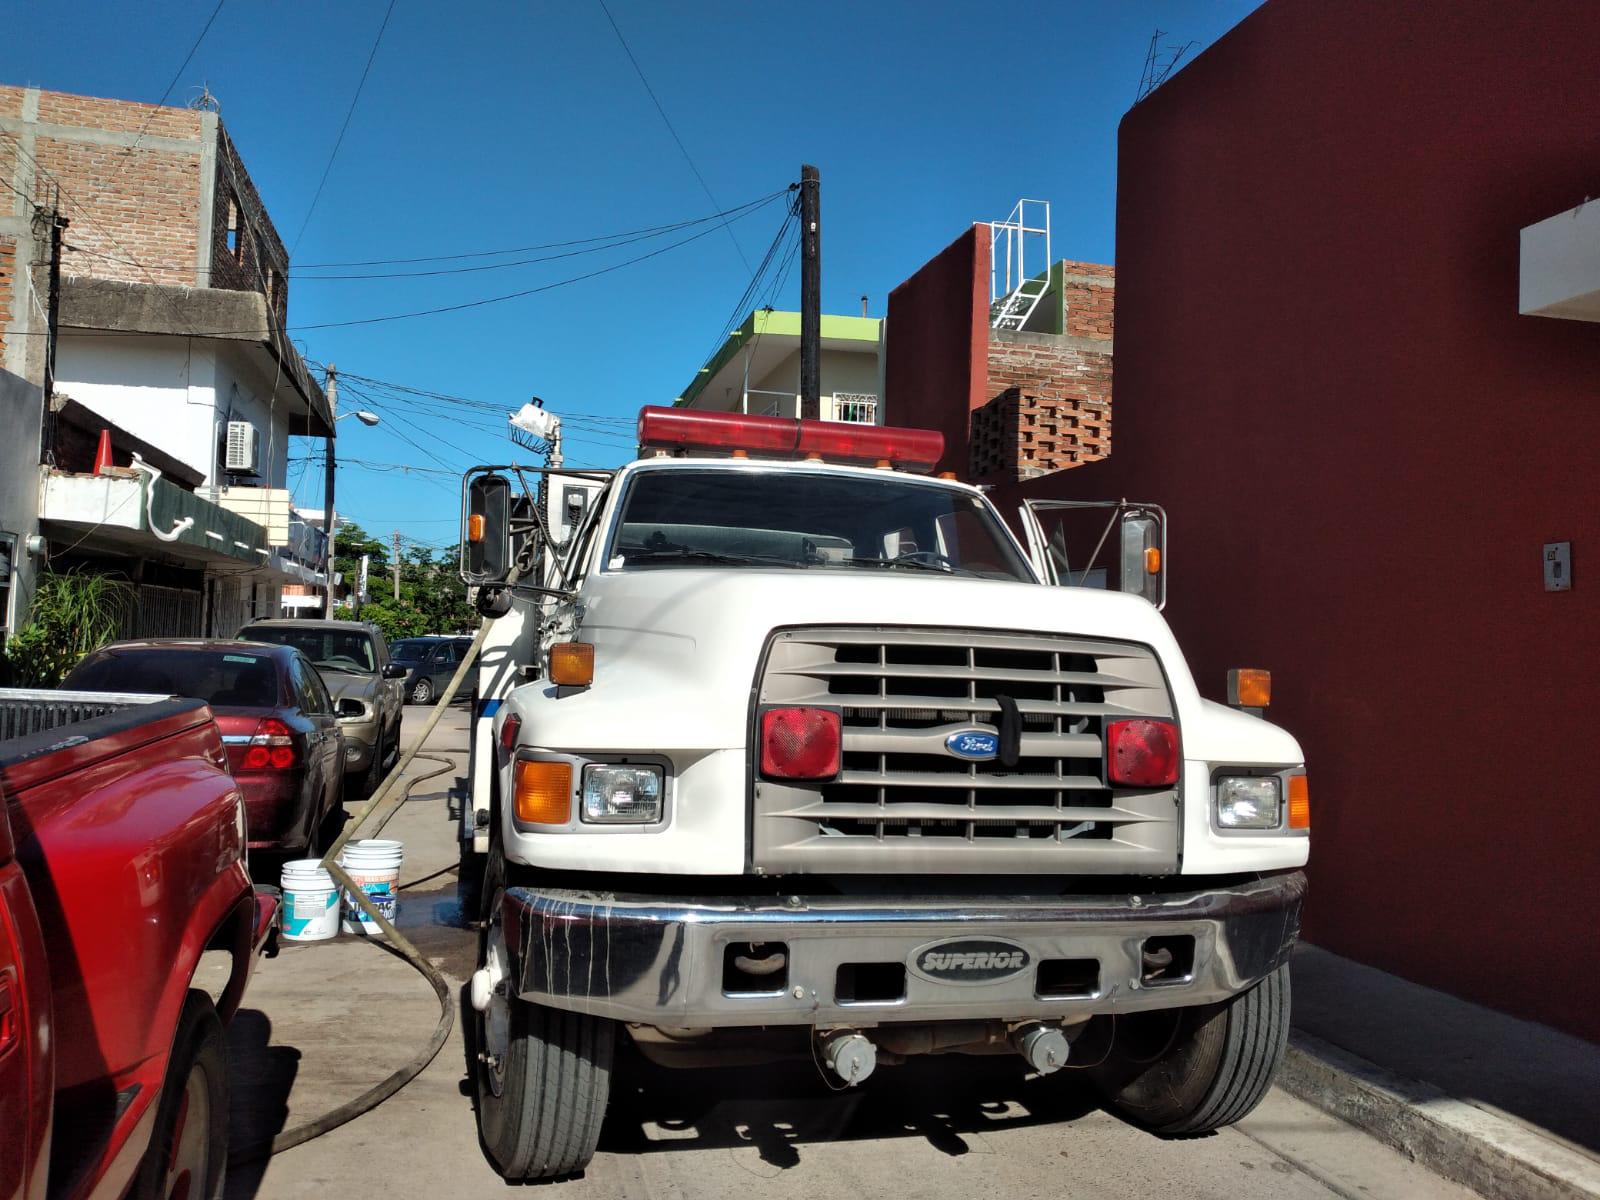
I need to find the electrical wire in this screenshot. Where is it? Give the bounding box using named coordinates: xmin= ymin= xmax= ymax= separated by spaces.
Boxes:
xmin=89 ymin=0 xmax=228 ymax=204
xmin=692 ymin=192 xmax=801 ymax=382
xmin=290 ymin=191 xmax=789 ymax=279
xmin=595 ymin=0 xmax=751 ymax=273
xmin=290 ymin=0 xmax=398 ymax=253
xmin=10 ymin=179 xmax=789 ymax=340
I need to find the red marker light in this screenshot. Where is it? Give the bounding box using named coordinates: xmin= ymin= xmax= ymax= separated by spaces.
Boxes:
xmin=1106 ymin=719 xmax=1180 ymax=787
xmin=760 ymin=707 xmax=842 ymax=780
xmin=499 ymin=712 xmax=521 ymax=755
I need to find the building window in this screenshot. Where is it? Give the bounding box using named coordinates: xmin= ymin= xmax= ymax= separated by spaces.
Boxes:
xmin=225 ymin=199 xmax=241 ymax=259
xmin=832 ymin=393 xmax=879 ymax=424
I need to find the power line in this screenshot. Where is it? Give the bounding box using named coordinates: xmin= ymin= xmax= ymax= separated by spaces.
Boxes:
xmin=595 ymin=0 xmax=751 ymax=273
xmin=290 ymin=0 xmax=398 ymax=253
xmin=694 ymin=192 xmax=800 ymax=377
xmin=292 ymin=188 xmax=790 ymax=270
xmin=91 ymin=0 xmax=228 ymax=203
xmin=9 ymin=167 xmax=789 ymax=339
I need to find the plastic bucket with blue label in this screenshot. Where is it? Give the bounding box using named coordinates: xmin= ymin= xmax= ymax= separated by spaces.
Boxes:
xmin=339 ymin=839 xmax=404 ymax=936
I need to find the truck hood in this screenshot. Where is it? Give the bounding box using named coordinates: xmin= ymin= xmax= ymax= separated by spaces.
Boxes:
xmin=514 ymin=568 xmax=1299 ymax=763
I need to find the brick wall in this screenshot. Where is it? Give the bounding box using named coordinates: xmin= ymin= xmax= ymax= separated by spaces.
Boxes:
xmin=1 ymin=86 xmax=285 ymax=316
xmin=970 ymin=324 xmax=1113 ymax=481
xmin=1059 ymin=260 xmax=1114 ymax=340
xmin=210 ymin=125 xmax=288 ymax=319
xmin=6 ymin=86 xmax=206 ymax=287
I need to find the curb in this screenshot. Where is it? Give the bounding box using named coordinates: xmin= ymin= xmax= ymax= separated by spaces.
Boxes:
xmin=1279 ymin=1031 xmax=1600 ymax=1200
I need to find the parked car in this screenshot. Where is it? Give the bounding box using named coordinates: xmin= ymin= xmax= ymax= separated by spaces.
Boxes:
xmin=391 ymin=635 xmax=473 ymax=705
xmin=1 ymin=687 xmax=277 ymax=1200
xmin=237 ymin=618 xmax=405 ymax=797
xmin=63 ymin=639 xmax=347 ymax=854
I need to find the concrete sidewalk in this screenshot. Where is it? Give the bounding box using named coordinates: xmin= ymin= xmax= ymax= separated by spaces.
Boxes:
xmin=1282 ymin=943 xmax=1600 ymax=1200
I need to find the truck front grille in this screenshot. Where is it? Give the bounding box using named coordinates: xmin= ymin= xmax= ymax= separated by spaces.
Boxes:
xmin=751 ymin=627 xmax=1179 ymax=875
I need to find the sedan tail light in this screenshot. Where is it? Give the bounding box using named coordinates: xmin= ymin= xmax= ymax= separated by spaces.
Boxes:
xmin=760 ymin=708 xmax=841 ymax=780
xmin=1106 ymin=718 xmax=1180 ymax=787
xmin=238 ymin=717 xmax=297 ymax=771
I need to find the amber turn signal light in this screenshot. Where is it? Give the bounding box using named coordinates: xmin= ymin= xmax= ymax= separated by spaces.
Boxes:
xmin=515 ymin=760 xmax=571 ymax=825
xmin=549 ymin=642 xmax=595 ymax=687
xmin=1288 ymin=775 xmax=1310 ymax=829
xmin=1227 ymin=668 xmax=1272 ymax=708
xmin=467 ymin=513 xmax=486 ymax=544
xmin=1144 ymin=546 xmax=1162 ymax=575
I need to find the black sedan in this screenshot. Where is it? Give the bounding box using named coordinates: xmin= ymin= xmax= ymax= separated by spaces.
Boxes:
xmin=391 ymin=636 xmax=473 ymax=705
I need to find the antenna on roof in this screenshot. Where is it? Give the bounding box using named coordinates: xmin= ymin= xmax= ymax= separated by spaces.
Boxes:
xmin=1134 ymin=30 xmax=1198 ymax=105
xmin=186 ymin=84 xmax=220 ymax=113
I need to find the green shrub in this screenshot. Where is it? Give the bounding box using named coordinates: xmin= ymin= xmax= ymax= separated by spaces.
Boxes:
xmin=1 ymin=571 xmax=134 ymax=688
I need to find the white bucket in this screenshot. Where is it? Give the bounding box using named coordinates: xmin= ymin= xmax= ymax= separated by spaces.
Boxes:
xmin=280 ymin=860 xmax=340 ymax=942
xmin=339 ymin=839 xmax=404 ymax=936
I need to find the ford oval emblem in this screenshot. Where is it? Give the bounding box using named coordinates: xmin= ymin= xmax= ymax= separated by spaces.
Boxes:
xmin=909 ymin=937 xmax=1032 ymax=984
xmin=944 ymin=729 xmax=999 ymax=761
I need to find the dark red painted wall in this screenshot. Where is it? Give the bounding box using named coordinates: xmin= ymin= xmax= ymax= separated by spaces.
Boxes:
xmin=886 ymin=226 xmax=990 ymax=475
xmin=1007 ymin=0 xmax=1600 ymax=1041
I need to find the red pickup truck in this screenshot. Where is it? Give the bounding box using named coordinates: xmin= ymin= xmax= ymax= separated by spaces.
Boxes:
xmin=0 ymin=688 xmax=277 ymax=1200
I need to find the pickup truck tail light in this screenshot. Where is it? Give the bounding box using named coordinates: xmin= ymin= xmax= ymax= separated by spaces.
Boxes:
xmin=1106 ymin=718 xmax=1180 ymax=787
xmin=240 ymin=718 xmax=296 ymax=771
xmin=760 ymin=708 xmax=841 ymax=780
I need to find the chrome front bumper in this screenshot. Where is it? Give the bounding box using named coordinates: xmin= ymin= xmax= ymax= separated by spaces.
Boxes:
xmin=502 ymin=871 xmax=1304 ymax=1028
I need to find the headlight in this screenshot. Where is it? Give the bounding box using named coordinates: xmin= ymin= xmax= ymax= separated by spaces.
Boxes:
xmin=581 ymin=764 xmax=663 ymax=824
xmin=1215 ymin=776 xmax=1282 ymax=829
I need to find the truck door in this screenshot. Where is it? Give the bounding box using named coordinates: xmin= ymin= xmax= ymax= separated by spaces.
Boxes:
xmin=1018 ymin=499 xmax=1168 ymax=609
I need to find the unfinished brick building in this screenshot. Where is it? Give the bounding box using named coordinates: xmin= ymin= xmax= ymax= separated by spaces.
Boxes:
xmin=885 ymin=224 xmax=1113 ymax=485
xmin=0 ymin=85 xmax=330 ymax=640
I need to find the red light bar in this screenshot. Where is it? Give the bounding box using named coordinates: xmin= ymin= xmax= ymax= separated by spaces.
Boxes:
xmin=797 ymin=420 xmax=943 ymax=470
xmin=637 ymin=406 xmax=944 ymax=472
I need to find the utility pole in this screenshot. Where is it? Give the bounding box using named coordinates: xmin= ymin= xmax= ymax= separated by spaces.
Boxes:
xmin=38 ymin=200 xmax=68 ymax=464
xmin=799 ymin=164 xmax=821 ymax=421
xmin=322 ymin=364 xmax=338 ymax=617
xmin=392 ymin=530 xmax=401 ymax=601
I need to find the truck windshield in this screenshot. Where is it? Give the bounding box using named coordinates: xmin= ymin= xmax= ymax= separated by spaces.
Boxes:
xmin=606 ymin=469 xmax=1033 ymax=582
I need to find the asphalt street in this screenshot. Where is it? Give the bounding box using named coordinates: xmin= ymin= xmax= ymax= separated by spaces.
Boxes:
xmin=226 ymin=703 xmax=1476 ymax=1200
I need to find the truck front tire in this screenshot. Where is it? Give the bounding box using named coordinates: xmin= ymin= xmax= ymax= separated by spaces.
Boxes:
xmin=475 ymin=844 xmax=614 ymax=1179
xmin=1097 ymin=961 xmax=1289 ymax=1134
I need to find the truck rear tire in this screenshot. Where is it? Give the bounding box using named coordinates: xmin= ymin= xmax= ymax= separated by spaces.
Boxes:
xmin=475 ymin=844 xmax=614 ymax=1178
xmin=1097 ymin=962 xmax=1289 ymax=1134
xmin=132 ymin=993 xmax=229 ymax=1200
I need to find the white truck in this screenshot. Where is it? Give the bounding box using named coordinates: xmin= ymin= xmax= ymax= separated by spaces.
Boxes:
xmin=457 ymin=406 xmax=1308 ymax=1179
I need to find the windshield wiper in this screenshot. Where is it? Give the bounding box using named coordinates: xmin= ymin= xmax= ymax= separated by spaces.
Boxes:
xmin=620 ymin=548 xmax=803 ymax=569
xmin=833 ymin=555 xmax=975 ymax=577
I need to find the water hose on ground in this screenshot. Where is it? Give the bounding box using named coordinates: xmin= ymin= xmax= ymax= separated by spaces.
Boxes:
xmin=230 ymin=615 xmax=498 ymax=1164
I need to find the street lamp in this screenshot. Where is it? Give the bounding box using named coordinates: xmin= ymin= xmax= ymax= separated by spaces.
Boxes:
xmin=337 ymin=410 xmax=381 ymax=426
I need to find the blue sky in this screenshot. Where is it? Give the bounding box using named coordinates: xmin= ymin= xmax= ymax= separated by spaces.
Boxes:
xmin=6 ymin=0 xmax=1259 ymax=551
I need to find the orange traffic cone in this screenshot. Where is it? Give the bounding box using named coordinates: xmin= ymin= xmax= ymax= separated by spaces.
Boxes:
xmin=93 ymin=430 xmax=113 ymax=474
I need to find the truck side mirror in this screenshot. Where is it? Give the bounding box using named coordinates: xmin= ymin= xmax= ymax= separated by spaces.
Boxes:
xmin=1119 ymin=507 xmax=1166 ymax=609
xmin=464 ymin=473 xmax=512 ymax=584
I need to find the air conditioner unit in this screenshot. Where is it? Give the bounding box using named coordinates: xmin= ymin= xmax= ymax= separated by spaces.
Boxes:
xmin=225 ymin=420 xmax=260 ymax=474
